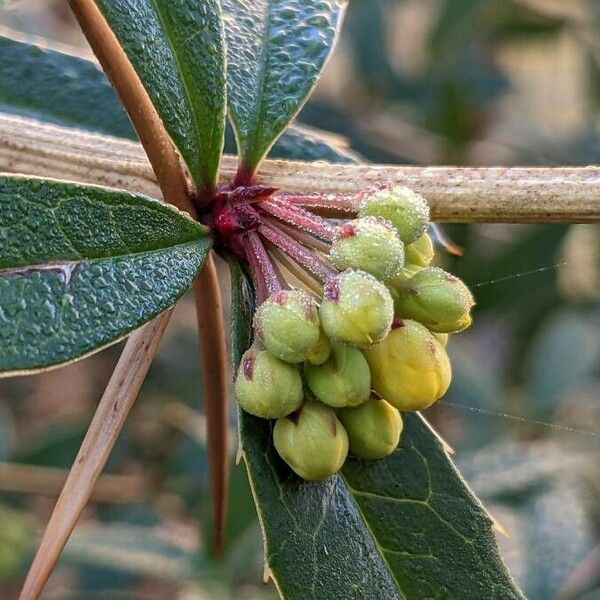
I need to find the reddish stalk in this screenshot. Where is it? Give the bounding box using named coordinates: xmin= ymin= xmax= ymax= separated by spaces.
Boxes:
xmin=243 ymin=231 xmax=284 ymax=302
xmin=267 ymin=245 xmax=323 ymax=297
xmin=276 ymin=192 xmax=360 ymax=213
xmin=258 ymin=221 xmax=337 ymax=282
xmin=260 ymin=199 xmax=336 ymax=241
xmin=266 ymin=218 xmax=332 ymax=254
xmin=219 ymin=185 xmax=278 ymax=205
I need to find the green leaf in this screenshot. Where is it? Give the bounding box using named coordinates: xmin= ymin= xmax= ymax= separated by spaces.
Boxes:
xmin=0 ymin=175 xmax=210 ymax=375
xmin=0 ymin=33 xmax=135 ymax=138
xmin=0 ymin=33 xmax=358 ymax=165
xmin=94 ymin=0 xmax=227 ymax=192
xmin=224 ymin=122 xmax=358 ymax=164
xmin=266 ymin=123 xmax=359 ymax=164
xmin=222 ymin=0 xmax=346 ymax=177
xmin=228 ymin=257 xmax=254 ymax=371
xmin=230 ymin=262 xmax=523 ymax=599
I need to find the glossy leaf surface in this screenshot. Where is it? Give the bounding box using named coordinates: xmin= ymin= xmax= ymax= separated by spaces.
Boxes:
xmin=222 ymin=0 xmax=346 ymax=176
xmin=94 ymin=0 xmax=227 ymax=192
xmin=0 ymin=176 xmax=210 ymax=375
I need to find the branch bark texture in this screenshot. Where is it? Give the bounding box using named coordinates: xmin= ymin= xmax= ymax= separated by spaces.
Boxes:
xmin=0 ymin=113 xmax=598 ymax=223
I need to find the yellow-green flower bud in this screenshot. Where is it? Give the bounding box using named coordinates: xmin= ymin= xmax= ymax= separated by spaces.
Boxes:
xmin=254 ymin=289 xmax=321 ymax=363
xmin=273 ymin=401 xmax=348 ymax=480
xmin=329 ymin=217 xmax=404 ymax=280
xmin=359 ymin=186 xmax=430 ymax=244
xmin=304 ymin=343 xmax=371 ymax=408
xmin=235 ymin=349 xmax=303 ymax=418
xmin=363 ymin=320 xmax=451 ymax=411
xmin=319 ymin=270 xmax=394 ymax=347
xmin=404 ymin=233 xmax=434 ymax=267
xmin=338 ymin=397 xmax=402 ymax=459
xmin=306 ymin=329 xmax=332 ymax=366
xmin=434 ymin=332 xmax=449 ymax=347
xmin=393 ymin=267 xmax=474 ymax=333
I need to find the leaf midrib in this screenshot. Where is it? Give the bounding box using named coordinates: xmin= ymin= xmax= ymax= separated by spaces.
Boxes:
xmin=148 ymin=0 xmax=212 ymax=192
xmin=0 ymin=239 xmax=206 ymax=273
xmin=339 ymin=470 xmax=408 ymax=600
xmin=240 ymin=0 xmax=272 ymax=169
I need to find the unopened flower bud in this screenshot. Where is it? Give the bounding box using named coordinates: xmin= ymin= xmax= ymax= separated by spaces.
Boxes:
xmin=273 ymin=401 xmax=348 ymax=480
xmin=404 ymin=233 xmax=434 ymax=267
xmin=338 ymin=397 xmax=403 ymax=459
xmin=235 ymin=349 xmax=303 ymax=418
xmin=319 ymin=270 xmax=394 ymax=347
xmin=359 ymin=186 xmax=430 ymax=244
xmin=434 ymin=332 xmax=449 ymax=347
xmin=386 ymin=264 xmax=422 ymax=312
xmin=304 ymin=343 xmax=370 ymax=408
xmin=254 ymin=289 xmax=320 ymax=363
xmin=330 ymin=217 xmax=404 ymax=280
xmin=393 ymin=267 xmax=474 ymax=333
xmin=363 ymin=320 xmax=452 ymax=411
xmin=306 ymin=329 xmax=332 ymax=366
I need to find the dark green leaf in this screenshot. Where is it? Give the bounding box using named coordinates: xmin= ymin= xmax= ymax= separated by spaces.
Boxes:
xmin=0 ymin=32 xmax=135 ymax=138
xmin=228 ymin=257 xmax=254 ymax=370
xmin=0 ymin=175 xmax=210 ymax=375
xmin=0 ymin=33 xmax=357 ymax=166
xmin=94 ymin=0 xmax=227 ymax=192
xmin=266 ymin=123 xmax=358 ymax=164
xmin=230 ymin=262 xmax=523 ymax=599
xmin=240 ymin=411 xmax=523 ymax=599
xmin=222 ymin=0 xmax=346 ymax=176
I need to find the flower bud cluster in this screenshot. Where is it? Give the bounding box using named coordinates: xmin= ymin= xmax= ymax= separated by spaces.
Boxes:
xmin=233 ymin=185 xmax=474 ymax=481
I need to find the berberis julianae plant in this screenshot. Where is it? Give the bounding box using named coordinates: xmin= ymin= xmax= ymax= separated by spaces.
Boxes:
xmin=233 ymin=185 xmax=474 ymax=479
xmin=0 ymin=0 xmax=525 ymax=598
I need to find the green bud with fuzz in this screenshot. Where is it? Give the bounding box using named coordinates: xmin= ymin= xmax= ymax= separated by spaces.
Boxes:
xmin=386 ymin=263 xmax=422 ymax=312
xmin=393 ymin=267 xmax=474 ymax=333
xmin=404 ymin=233 xmax=434 ymax=267
xmin=363 ymin=320 xmax=451 ymax=411
xmin=304 ymin=343 xmax=371 ymax=408
xmin=273 ymin=401 xmax=348 ymax=480
xmin=338 ymin=397 xmax=402 ymax=459
xmin=329 ymin=217 xmax=404 ymax=280
xmin=319 ymin=270 xmax=394 ymax=347
xmin=359 ymin=186 xmax=430 ymax=244
xmin=306 ymin=329 xmax=332 ymax=366
xmin=254 ymin=289 xmax=320 ymax=363
xmin=235 ymin=349 xmax=303 ymax=418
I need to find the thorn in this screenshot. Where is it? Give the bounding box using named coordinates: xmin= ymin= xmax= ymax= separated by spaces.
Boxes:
xmin=430 ymin=223 xmax=463 ymax=256
xmin=491 ymin=513 xmax=510 ymax=538
xmin=18 ymin=311 xmax=172 ymax=600
xmin=263 ymin=564 xmax=274 ymax=584
xmin=193 ymin=255 xmax=230 ymax=558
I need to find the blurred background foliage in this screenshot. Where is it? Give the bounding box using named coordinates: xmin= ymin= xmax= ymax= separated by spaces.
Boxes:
xmin=0 ymin=0 xmax=599 ymax=598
